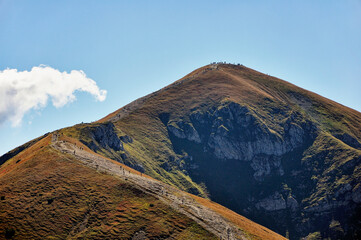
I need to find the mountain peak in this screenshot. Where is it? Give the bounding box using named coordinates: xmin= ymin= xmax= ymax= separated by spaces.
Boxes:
xmin=94 ymin=64 xmax=361 ymax=239
xmin=2 ymin=64 xmax=361 ymax=239
xmin=99 ymin=63 xmax=273 ymax=123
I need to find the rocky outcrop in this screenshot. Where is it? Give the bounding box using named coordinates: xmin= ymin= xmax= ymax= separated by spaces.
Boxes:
xmin=352 ymin=184 xmax=361 ymax=203
xmin=254 ymin=191 xmax=298 ymax=212
xmin=168 ymin=102 xmax=316 ymax=181
xmin=168 ymin=122 xmax=201 ymax=143
xmin=202 ymin=104 xmax=313 ymax=163
xmin=286 ymin=195 xmax=299 ymax=211
xmin=120 ymin=135 xmax=133 ymax=143
xmin=164 ymin=101 xmax=332 ymax=238
xmin=250 ymin=155 xmax=284 ymax=180
xmin=256 ymin=192 xmax=287 ymax=211
xmin=87 ymin=123 xmax=123 ymax=152
xmin=132 ymin=230 xmax=147 ymax=240
xmin=334 ymin=133 xmax=361 ymax=149
xmin=130 ymin=163 xmax=145 ymax=173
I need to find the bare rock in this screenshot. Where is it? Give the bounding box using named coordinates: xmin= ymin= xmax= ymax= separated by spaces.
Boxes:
xmin=256 ymin=192 xmax=287 ymax=211
xmin=132 ymin=230 xmax=148 ymax=240
xmin=88 ymin=122 xmax=123 ymax=152
xmin=168 ymin=121 xmax=201 ymax=143
xmin=352 ymin=183 xmax=361 ymax=203
xmin=286 ymin=194 xmax=299 ymax=211
xmin=120 ymin=135 xmax=133 ymax=143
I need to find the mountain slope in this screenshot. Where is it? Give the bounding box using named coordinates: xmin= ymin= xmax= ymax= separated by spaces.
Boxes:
xmin=69 ymin=63 xmax=361 ymax=239
xmin=1 ymin=63 xmax=360 ymax=239
xmin=0 ymin=132 xmax=285 ymax=239
xmin=0 ymin=135 xmax=213 ymax=239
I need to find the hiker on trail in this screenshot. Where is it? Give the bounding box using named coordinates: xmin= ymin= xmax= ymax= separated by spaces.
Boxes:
xmin=74 ymin=150 xmax=75 ymax=155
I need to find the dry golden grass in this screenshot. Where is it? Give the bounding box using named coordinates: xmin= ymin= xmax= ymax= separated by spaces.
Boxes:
xmin=0 ymin=133 xmax=286 ymax=239
xmin=63 ymin=135 xmax=286 ymax=239
xmin=100 ymin=63 xmax=361 ymax=141
xmin=0 ymin=135 xmax=52 ymax=178
xmin=0 ymin=138 xmax=216 ymax=240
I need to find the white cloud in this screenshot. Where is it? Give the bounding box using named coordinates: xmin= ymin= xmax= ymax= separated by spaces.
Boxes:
xmin=0 ymin=65 xmax=107 ymax=126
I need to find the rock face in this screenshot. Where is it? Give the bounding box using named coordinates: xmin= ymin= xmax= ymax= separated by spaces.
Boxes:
xmin=169 ymin=102 xmax=316 ymax=181
xmin=87 ymin=123 xmax=123 ymax=152
xmin=120 ymin=135 xmax=133 ymax=143
xmin=168 ymin=122 xmax=201 ymax=143
xmin=163 ymin=101 xmax=360 ymax=239
xmin=201 ymin=103 xmax=313 ymax=164
xmin=352 ymin=184 xmax=361 ymax=203
xmin=256 ymin=192 xmax=287 ymax=211
xmin=286 ymin=195 xmax=299 ymax=211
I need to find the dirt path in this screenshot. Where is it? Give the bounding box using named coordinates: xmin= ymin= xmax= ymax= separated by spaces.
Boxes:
xmin=51 ymin=135 xmax=248 ymax=240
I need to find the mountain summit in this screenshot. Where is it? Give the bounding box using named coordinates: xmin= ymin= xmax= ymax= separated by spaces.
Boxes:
xmin=1 ymin=63 xmax=361 ymax=239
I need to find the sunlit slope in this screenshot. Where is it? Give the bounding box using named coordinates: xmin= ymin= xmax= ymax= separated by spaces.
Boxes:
xmin=0 ymin=136 xmax=216 ymax=239
xmin=0 ymin=134 xmax=286 ymax=240
xmin=101 ymin=63 xmax=361 ymax=140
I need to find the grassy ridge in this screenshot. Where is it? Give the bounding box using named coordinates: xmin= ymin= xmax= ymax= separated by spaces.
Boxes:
xmin=0 ymin=136 xmax=216 ymax=239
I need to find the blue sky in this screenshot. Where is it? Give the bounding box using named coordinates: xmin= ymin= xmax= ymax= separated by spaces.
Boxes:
xmin=0 ymin=0 xmax=360 ymax=155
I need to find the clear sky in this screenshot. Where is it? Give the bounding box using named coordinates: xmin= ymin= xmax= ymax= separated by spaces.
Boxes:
xmin=0 ymin=0 xmax=360 ymax=155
